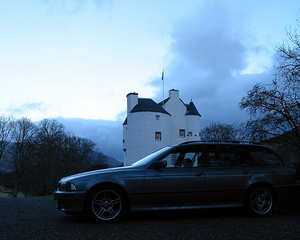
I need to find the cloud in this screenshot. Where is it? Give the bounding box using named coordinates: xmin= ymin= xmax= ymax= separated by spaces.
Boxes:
xmin=2 ymin=102 xmax=48 ymax=120
xmin=173 ymin=4 xmax=246 ymax=74
xmin=152 ymin=1 xmax=274 ymax=127
xmin=167 ymin=2 xmax=246 ymax=95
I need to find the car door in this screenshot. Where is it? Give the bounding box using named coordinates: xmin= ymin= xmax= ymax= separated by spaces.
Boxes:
xmin=205 ymin=145 xmax=254 ymax=206
xmin=143 ymin=146 xmax=206 ymax=207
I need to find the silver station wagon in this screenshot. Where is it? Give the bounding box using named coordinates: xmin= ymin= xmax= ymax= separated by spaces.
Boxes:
xmin=54 ymin=142 xmax=300 ymax=223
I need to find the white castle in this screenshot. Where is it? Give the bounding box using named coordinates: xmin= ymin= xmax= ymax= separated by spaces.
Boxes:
xmin=123 ymin=89 xmax=201 ymax=165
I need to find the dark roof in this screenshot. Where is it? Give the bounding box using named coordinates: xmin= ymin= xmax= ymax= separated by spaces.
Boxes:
xmin=159 ymin=98 xmax=201 ymax=117
xmin=158 ymin=97 xmax=170 ymax=106
xmin=131 ymin=98 xmax=170 ymax=115
xmin=122 ymin=117 xmax=127 ymax=125
xmin=185 ymin=101 xmax=201 ymax=116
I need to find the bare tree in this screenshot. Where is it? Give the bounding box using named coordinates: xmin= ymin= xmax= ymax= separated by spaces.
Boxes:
xmin=7 ymin=117 xmax=37 ymax=197
xmin=276 ymin=25 xmax=300 ymax=81
xmin=0 ymin=116 xmax=13 ymax=161
xmin=59 ymin=134 xmax=96 ymax=175
xmin=36 ymin=119 xmax=65 ymax=195
xmin=0 ymin=117 xmax=103 ymax=196
xmin=240 ymin=24 xmax=300 ymax=149
xmin=201 ymin=122 xmax=244 ymax=142
xmin=77 ymin=137 xmax=96 ymax=162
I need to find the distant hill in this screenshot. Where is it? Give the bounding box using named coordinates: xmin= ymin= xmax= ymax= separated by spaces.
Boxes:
xmin=104 ymin=155 xmax=123 ymax=167
xmin=90 ymin=152 xmax=123 ymax=168
xmin=54 ymin=117 xmax=124 ymax=162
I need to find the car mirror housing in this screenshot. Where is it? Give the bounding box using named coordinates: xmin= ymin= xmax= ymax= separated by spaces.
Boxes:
xmin=151 ymin=160 xmax=167 ymax=169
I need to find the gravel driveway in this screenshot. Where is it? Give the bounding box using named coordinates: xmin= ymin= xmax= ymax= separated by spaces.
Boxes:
xmin=0 ymin=197 xmax=300 ymax=240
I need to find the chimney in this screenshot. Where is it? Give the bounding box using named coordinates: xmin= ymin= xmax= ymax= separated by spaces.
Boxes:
xmin=169 ymin=89 xmax=179 ymax=99
xmin=127 ymin=92 xmax=138 ymax=115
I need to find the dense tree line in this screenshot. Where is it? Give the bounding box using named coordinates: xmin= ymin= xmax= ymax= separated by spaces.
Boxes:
xmin=0 ymin=117 xmax=108 ymax=197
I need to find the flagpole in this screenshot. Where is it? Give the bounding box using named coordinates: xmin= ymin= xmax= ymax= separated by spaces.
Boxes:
xmin=162 ymin=69 xmax=165 ymax=109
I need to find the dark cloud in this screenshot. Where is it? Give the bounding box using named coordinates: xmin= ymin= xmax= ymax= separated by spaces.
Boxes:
xmin=152 ymin=2 xmax=274 ymax=127
xmin=172 ymin=4 xmax=246 ymax=78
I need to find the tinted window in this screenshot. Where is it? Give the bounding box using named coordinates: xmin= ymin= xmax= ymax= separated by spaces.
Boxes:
xmin=249 ymin=149 xmax=284 ymax=165
xmin=132 ymin=147 xmax=172 ymax=167
xmin=159 ymin=149 xmax=203 ymax=168
xmin=207 ymin=145 xmax=251 ymax=167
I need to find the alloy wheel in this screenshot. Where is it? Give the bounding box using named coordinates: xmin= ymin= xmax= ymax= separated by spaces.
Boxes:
xmin=92 ymin=190 xmax=122 ymax=221
xmin=249 ymin=187 xmax=273 ymax=215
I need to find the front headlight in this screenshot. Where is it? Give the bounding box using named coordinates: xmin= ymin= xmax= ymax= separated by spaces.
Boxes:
xmin=59 ymin=182 xmax=77 ymax=191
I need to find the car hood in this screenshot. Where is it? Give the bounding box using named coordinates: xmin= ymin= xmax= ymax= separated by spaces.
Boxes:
xmin=60 ymin=166 xmax=136 ymax=182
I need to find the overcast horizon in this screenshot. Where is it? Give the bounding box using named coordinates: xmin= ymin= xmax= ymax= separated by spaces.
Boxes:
xmin=1 ymin=0 xmax=300 ymax=161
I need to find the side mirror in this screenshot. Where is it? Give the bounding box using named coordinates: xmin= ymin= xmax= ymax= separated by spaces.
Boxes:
xmin=151 ymin=160 xmax=167 ymax=169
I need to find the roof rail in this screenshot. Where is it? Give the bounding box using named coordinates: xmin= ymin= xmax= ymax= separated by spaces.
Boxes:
xmin=179 ymin=140 xmax=262 ymax=145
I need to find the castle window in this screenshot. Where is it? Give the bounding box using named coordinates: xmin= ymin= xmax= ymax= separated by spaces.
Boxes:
xmin=179 ymin=129 xmax=185 ymax=138
xmin=155 ymin=132 xmax=161 ymax=141
xmin=156 ymin=115 xmax=160 ymax=120
xmin=187 ymin=132 xmax=192 ymax=136
xmin=172 ymin=153 xmax=178 ymax=165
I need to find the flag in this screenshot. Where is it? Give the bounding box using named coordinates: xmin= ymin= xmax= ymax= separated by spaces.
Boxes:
xmin=162 ymin=69 xmax=164 ymax=80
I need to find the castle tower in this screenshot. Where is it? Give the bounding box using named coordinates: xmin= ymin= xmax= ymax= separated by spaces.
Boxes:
xmin=123 ymin=90 xmax=201 ymax=165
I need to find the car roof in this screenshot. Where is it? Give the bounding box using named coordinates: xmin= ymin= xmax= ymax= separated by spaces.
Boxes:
xmin=177 ymin=141 xmax=264 ymax=148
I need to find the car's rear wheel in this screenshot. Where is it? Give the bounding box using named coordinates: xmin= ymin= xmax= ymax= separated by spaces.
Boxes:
xmin=244 ymin=185 xmax=275 ymax=217
xmin=86 ymin=186 xmax=125 ymax=223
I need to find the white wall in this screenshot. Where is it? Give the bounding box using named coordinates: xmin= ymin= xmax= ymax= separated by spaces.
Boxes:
xmin=186 ymin=115 xmax=201 ymax=141
xmin=164 ymin=90 xmax=187 ymax=145
xmin=126 ymin=93 xmax=138 ymax=115
xmin=124 ymin=111 xmax=170 ymax=165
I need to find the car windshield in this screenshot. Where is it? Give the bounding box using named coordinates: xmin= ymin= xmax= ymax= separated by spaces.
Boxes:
xmin=131 ymin=146 xmax=172 ymax=167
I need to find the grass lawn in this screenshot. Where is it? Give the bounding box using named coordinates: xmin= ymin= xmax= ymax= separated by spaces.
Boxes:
xmin=33 ymin=195 xmax=53 ymax=200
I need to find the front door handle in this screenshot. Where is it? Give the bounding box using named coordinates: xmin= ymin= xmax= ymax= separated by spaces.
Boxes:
xmin=195 ymin=172 xmax=203 ymax=177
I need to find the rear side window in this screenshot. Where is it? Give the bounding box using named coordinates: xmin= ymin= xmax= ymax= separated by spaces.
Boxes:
xmin=207 ymin=145 xmax=251 ymax=167
xmin=249 ymin=149 xmax=284 ymax=165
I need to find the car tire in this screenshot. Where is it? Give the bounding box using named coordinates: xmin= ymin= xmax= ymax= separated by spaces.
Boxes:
xmin=86 ymin=186 xmax=126 ymax=223
xmin=244 ymin=185 xmax=276 ymax=217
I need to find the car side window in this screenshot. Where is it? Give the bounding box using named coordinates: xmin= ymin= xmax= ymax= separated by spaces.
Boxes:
xmin=207 ymin=146 xmax=251 ymax=167
xmin=159 ymin=151 xmax=203 ymax=168
xmin=249 ymin=149 xmax=284 ymax=165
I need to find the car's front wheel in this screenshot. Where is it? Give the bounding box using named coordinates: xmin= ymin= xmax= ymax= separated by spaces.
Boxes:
xmin=86 ymin=186 xmax=125 ymax=223
xmin=244 ymin=185 xmax=275 ymax=217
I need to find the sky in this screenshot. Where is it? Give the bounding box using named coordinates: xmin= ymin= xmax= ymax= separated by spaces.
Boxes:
xmin=1 ymin=0 xmax=300 ymax=161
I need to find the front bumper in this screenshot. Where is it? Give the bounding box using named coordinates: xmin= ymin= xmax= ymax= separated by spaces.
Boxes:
xmin=54 ymin=190 xmax=87 ymax=214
